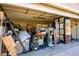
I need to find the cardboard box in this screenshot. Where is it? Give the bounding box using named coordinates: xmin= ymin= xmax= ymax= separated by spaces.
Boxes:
xmin=16 ymin=41 xmax=23 ymax=54
xmin=2 ymin=35 xmax=17 ymax=56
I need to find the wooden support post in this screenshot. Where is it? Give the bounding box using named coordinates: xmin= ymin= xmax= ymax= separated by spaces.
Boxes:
xmin=0 ymin=11 xmax=4 ymax=56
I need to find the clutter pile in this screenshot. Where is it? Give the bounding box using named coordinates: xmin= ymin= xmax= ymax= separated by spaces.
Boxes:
xmin=0 ymin=6 xmax=71 ymax=56
xmin=0 ymin=13 xmax=55 ymax=56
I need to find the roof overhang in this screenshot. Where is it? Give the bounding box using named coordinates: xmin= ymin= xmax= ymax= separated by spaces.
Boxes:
xmin=8 ymin=3 xmax=79 ymax=19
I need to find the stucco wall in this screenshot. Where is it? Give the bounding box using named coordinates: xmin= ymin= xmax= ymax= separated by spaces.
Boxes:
xmin=71 ymin=19 xmax=79 ymax=40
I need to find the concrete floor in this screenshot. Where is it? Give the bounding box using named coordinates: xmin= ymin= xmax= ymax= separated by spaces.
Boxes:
xmin=19 ymin=40 xmax=79 ymax=56
xmin=54 ymin=45 xmax=79 ymax=56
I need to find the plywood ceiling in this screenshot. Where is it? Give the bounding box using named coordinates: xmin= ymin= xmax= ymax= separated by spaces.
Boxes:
xmin=1 ymin=4 xmax=58 ymax=23
xmin=60 ymin=3 xmax=79 ymax=11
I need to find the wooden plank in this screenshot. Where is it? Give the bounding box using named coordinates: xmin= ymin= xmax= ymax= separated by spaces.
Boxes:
xmin=0 ymin=12 xmax=4 ymax=20
xmin=0 ymin=11 xmax=4 ymax=56
xmin=0 ymin=39 xmax=1 ymax=56
xmin=2 ymin=35 xmax=17 ymax=56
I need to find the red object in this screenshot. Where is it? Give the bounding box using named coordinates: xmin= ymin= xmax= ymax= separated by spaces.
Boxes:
xmin=36 ymin=32 xmax=43 ymax=36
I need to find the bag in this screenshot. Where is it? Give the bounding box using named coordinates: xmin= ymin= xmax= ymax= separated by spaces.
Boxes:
xmin=38 ymin=39 xmax=44 ymax=46
xmin=48 ymin=43 xmax=54 ymax=47
xmin=47 ymin=36 xmax=54 ymax=47
xmin=31 ymin=42 xmax=38 ymax=50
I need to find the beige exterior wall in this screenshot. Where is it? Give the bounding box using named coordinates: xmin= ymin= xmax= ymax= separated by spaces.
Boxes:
xmin=71 ymin=19 xmax=79 ymax=40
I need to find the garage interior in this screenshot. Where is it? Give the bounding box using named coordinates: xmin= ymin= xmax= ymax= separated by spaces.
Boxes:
xmin=0 ymin=3 xmax=79 ymax=56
